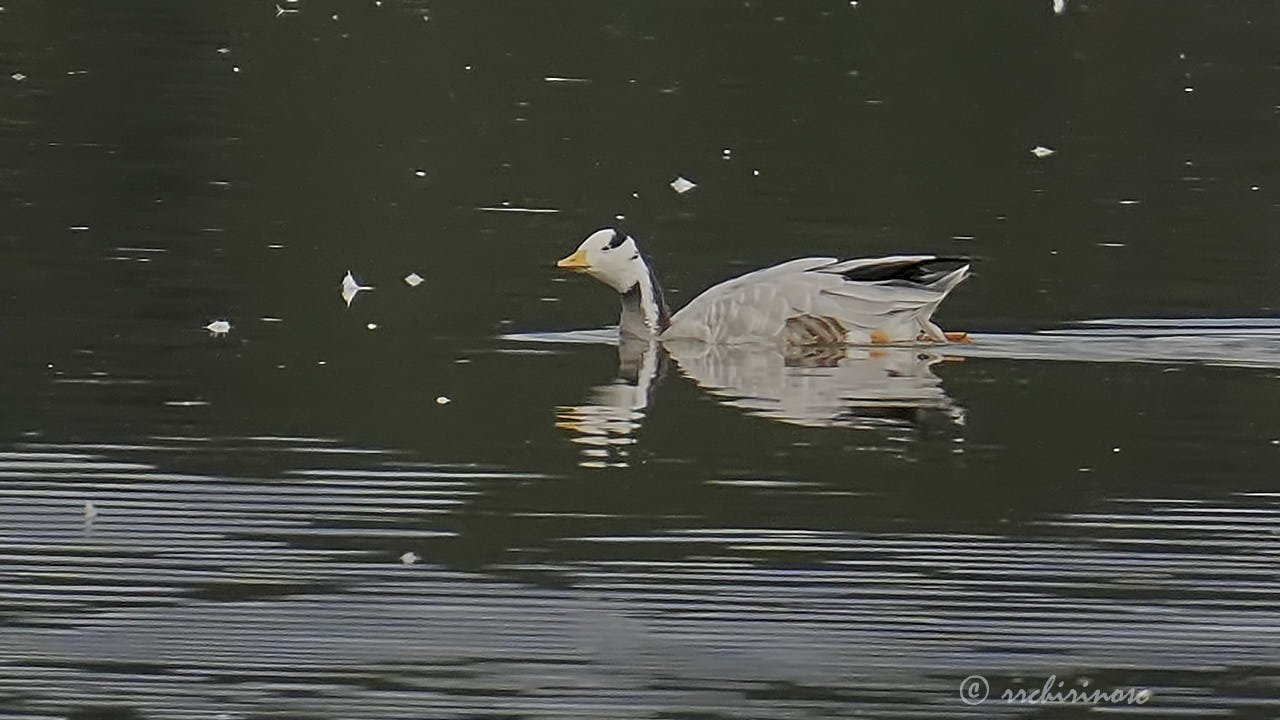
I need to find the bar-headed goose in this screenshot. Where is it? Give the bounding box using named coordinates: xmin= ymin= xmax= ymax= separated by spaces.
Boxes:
xmin=557 ymin=228 xmax=971 ymax=345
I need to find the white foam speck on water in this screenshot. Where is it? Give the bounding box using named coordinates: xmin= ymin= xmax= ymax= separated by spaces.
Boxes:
xmin=670 ymin=176 xmax=697 ymax=194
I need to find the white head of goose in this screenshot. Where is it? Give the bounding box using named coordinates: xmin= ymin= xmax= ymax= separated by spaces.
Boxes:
xmin=557 ymin=228 xmax=972 ymax=346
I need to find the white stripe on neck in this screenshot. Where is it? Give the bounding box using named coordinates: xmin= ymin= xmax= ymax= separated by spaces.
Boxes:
xmin=635 ymin=261 xmax=661 ymax=332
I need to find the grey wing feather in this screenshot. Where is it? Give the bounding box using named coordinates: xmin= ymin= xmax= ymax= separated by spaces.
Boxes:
xmin=663 ymin=255 xmax=969 ymax=344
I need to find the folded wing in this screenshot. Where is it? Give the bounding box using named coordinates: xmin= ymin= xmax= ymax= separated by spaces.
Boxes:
xmin=662 ymin=255 xmax=970 ymax=344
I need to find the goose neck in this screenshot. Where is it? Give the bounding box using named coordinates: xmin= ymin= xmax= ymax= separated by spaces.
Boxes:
xmin=618 ymin=257 xmax=670 ymax=337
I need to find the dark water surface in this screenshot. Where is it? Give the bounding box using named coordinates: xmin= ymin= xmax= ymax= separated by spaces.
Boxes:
xmin=3 ymin=2 xmax=1279 ymax=718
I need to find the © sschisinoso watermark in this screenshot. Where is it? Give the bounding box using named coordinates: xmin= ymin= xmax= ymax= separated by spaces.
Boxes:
xmin=959 ymin=674 xmax=1152 ymax=706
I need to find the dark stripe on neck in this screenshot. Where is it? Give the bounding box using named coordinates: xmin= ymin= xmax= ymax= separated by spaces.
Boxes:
xmin=641 ymin=252 xmax=671 ymax=331
xmin=618 ymin=256 xmax=670 ymax=336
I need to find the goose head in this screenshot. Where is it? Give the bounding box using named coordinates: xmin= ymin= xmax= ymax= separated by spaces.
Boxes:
xmin=556 ymin=228 xmax=649 ymax=293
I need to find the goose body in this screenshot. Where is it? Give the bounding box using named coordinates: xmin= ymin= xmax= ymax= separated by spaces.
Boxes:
xmin=557 ymin=228 xmax=970 ymax=346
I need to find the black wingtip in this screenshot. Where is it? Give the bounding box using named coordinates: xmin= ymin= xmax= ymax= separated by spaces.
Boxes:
xmin=839 ymin=257 xmax=971 ymax=284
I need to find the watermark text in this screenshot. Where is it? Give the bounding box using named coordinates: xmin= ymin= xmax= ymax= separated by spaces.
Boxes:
xmin=959 ymin=674 xmax=1152 ymax=706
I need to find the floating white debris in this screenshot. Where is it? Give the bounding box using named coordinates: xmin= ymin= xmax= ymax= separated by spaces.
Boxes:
xmin=261 ymin=317 xmax=284 ymax=323
xmin=205 ymin=320 xmax=232 ymax=335
xmin=414 ymin=169 xmax=426 ymax=177
xmin=84 ymin=501 xmax=97 ymax=523
xmin=670 ymin=176 xmax=697 ymax=194
xmin=400 ymin=551 xmax=419 ymax=565
xmin=1098 ymin=242 xmax=1127 ymax=248
xmin=752 ymin=169 xmax=760 ymax=176
xmin=721 ymin=148 xmax=732 ymax=159
xmin=165 ymin=400 xmax=210 ymax=407
xmin=435 ymin=395 xmax=451 ymax=405
xmin=366 ymin=322 xmax=378 ymax=330
xmin=404 ymin=272 xmax=424 ymax=287
xmin=1118 ymin=199 xmax=1141 ymax=205
xmin=544 ymin=76 xmax=590 ymax=83
xmin=232 ymin=66 xmax=240 ymax=73
xmin=341 ymin=271 xmax=373 ymax=307
xmin=217 ymin=47 xmax=230 ymax=55
xmin=1031 ymin=145 xmax=1055 ymax=158
xmin=1053 ymin=0 xmax=1066 ymax=14
xmin=11 ymin=72 xmax=25 ymax=81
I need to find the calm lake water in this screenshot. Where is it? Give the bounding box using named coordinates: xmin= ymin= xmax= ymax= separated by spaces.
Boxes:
xmin=3 ymin=2 xmax=1279 ymax=718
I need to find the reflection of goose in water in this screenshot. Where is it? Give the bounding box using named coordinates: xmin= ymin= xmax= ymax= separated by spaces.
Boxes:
xmin=511 ymin=318 xmax=1280 ymax=465
xmin=664 ymin=340 xmax=964 ymax=429
xmin=553 ymin=335 xmax=664 ymax=468
xmin=556 ymin=228 xmax=972 ymax=345
xmin=547 ymin=334 xmax=963 ymax=465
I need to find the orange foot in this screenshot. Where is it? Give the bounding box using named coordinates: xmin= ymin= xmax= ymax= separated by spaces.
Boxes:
xmin=944 ymin=331 xmax=973 ymax=343
xmin=870 ymin=330 xmax=891 ymax=345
